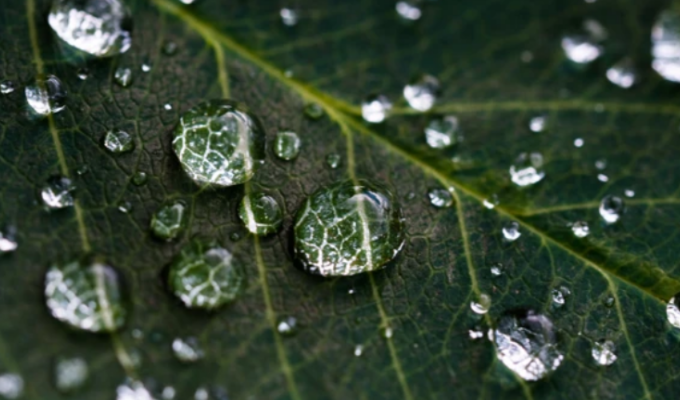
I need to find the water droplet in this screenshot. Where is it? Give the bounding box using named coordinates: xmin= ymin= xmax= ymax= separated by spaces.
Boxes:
xmin=104 ymin=130 xmax=134 ymax=154
xmin=667 ymin=293 xmax=680 ymax=328
xmin=603 ymin=296 xmax=615 ymax=308
xmin=606 ymin=59 xmax=636 ymax=88
xmin=470 ymin=293 xmax=491 ymax=314
xmin=238 ymin=192 xmax=283 ymax=235
xmin=274 ymin=131 xmax=301 ymax=161
xmin=280 ymin=8 xmax=299 ymax=26
xmin=529 ymin=116 xmax=547 ymax=133
xmin=395 ymin=1 xmax=421 ymax=21
xmin=652 ymin=10 xmax=680 ymax=82
xmin=150 ymin=201 xmax=187 ymax=241
xmin=45 ymin=260 xmax=126 ymax=332
xmin=509 ymin=152 xmax=545 ymax=187
xmin=25 ymin=74 xmax=67 ymax=116
xmin=551 ymin=288 xmax=566 ymax=307
xmin=76 ymin=68 xmax=89 ymax=80
xmin=427 ymin=188 xmax=453 ymax=208
xmin=114 ymin=67 xmax=133 ymax=87
xmin=277 ymin=316 xmax=298 ymax=336
xmin=173 ymin=100 xmax=265 ymax=187
xmin=131 ymin=328 xmax=144 ymax=340
xmin=172 ymin=337 xmax=204 ymax=363
xmin=326 ymin=153 xmax=341 ymax=169
xmin=361 ymin=94 xmax=392 ymax=123
xmin=168 ymin=240 xmax=244 ymax=309
xmin=483 ymin=194 xmax=499 ymax=210
xmin=381 ymin=326 xmax=394 ymax=339
xmin=624 ymin=189 xmax=635 ymax=198
xmin=76 ymin=165 xmax=89 ymax=175
xmin=0 ymin=226 xmax=18 ymax=254
xmin=164 ymin=103 xmax=173 ymax=111
xmin=162 ymin=40 xmax=178 ymax=56
xmin=424 ymin=116 xmax=460 ymax=149
xmin=591 ymin=339 xmax=617 ymax=366
xmin=179 ymin=0 xmax=197 ymax=4
xmin=116 ymin=380 xmax=154 ymax=400
xmin=354 ymin=344 xmax=364 ymax=356
xmin=490 ymin=263 xmax=503 ymax=276
xmin=571 ymin=221 xmax=590 ymax=238
xmin=0 ymin=374 xmax=23 ymax=399
xmin=0 ymin=80 xmax=15 ymax=95
xmin=54 ymin=357 xmax=88 ymax=393
xmin=561 ymin=35 xmax=602 ymax=64
xmin=469 ymin=329 xmax=484 ymax=340
xmin=595 ymin=159 xmax=607 ymax=170
xmin=520 ymin=50 xmax=534 ymax=63
xmin=599 ymin=195 xmax=624 ymax=224
xmin=502 ymin=221 xmax=521 ymax=241
xmin=404 ymin=74 xmax=439 ymax=112
xmin=229 ymin=232 xmax=241 ymax=241
xmin=304 ymin=102 xmax=324 ymax=119
xmin=574 ymin=138 xmax=584 ymax=147
xmin=492 ymin=310 xmax=564 ymax=381
xmin=118 ymin=201 xmax=132 ymax=213
xmin=132 ymin=171 xmax=148 ymax=186
xmin=597 ymin=173 xmax=608 ymax=183
xmin=195 ymin=388 xmax=209 ymax=400
xmin=162 ymin=386 xmax=176 ymax=400
xmin=293 ymin=180 xmax=405 ymax=277
xmin=41 ymin=176 xmax=75 ymax=209
xmin=48 ymin=0 xmax=131 ymax=57
xmin=141 ymin=63 xmax=151 ymax=73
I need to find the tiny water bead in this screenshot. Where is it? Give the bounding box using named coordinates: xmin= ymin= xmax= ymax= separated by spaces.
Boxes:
xmin=0 ymin=80 xmax=15 ymax=94
xmin=76 ymin=68 xmax=90 ymax=80
xmin=529 ymin=115 xmax=547 ymax=133
xmin=104 ymin=130 xmax=134 ymax=153
xmin=280 ymin=8 xmax=299 ymax=26
xmin=490 ymin=263 xmax=503 ymax=276
xmin=395 ymin=1 xmax=422 ymax=21
xmin=624 ymin=189 xmax=635 ymax=198
xmin=41 ymin=176 xmax=75 ymax=209
xmin=168 ymin=240 xmax=244 ymax=310
xmin=361 ymin=94 xmax=392 ymax=123
xmin=606 ymin=59 xmax=636 ymax=89
xmin=403 ymin=74 xmax=440 ymax=112
xmin=592 ymin=340 xmax=617 ymax=366
xmin=45 ymin=260 xmax=126 ymax=332
xmin=509 ymin=152 xmax=545 ymax=187
xmin=380 ymin=326 xmax=394 ymax=339
xmin=469 ymin=330 xmax=484 ymax=340
xmin=492 ymin=310 xmax=564 ymax=381
xmin=574 ymin=138 xmax=584 ymax=147
xmin=470 ymin=293 xmax=491 ymax=315
xmin=293 ymin=180 xmax=405 ymax=277
xmin=114 ymin=67 xmax=133 ymax=87
xmin=551 ymin=286 xmax=570 ymax=307
xmin=54 ymin=357 xmax=89 ymax=393
xmin=274 ymin=131 xmax=301 ymax=160
xmin=277 ymin=316 xmax=298 ymax=336
xmin=483 ymin=194 xmax=499 ymax=209
xmin=162 ymin=387 xmax=176 ymax=400
xmin=599 ymin=195 xmax=624 ymax=224
xmin=502 ymin=221 xmax=521 ymax=242
xmin=238 ymin=192 xmax=283 ymax=236
xmin=172 ymin=337 xmax=204 ymax=363
xmin=0 ymin=373 xmax=23 ymax=399
xmin=132 ymin=171 xmax=148 ymax=186
xmin=354 ymin=344 xmax=364 ymax=357
xmin=25 ymin=74 xmax=67 ymax=116
xmin=427 ymin=188 xmax=453 ymax=208
xmin=561 ymin=35 xmax=602 ymax=64
xmin=173 ymin=100 xmax=266 ymax=187
xmin=0 ymin=226 xmax=18 ymax=253
xmin=571 ymin=221 xmax=590 ymax=238
xmin=667 ymin=293 xmax=680 ymax=328
xmin=162 ymin=40 xmax=178 ymax=56
xmin=150 ymin=201 xmax=187 ymax=240
xmin=424 ymin=115 xmax=460 ymax=149
xmin=141 ymin=63 xmax=151 ymax=73
xmin=597 ymin=173 xmax=608 ymax=183
xmin=304 ymin=102 xmax=324 ymax=119
xmin=652 ymin=9 xmax=680 ymax=82
xmin=116 ymin=380 xmax=154 ymax=400
xmin=326 ymin=153 xmax=341 ymax=169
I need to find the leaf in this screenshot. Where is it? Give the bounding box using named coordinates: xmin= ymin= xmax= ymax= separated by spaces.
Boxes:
xmin=1 ymin=0 xmax=680 ymax=399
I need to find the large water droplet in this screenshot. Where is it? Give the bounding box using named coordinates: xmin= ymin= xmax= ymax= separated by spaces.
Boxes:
xmin=395 ymin=1 xmax=422 ymax=21
xmin=25 ymin=74 xmax=67 ymax=116
xmin=425 ymin=116 xmax=460 ymax=149
xmin=114 ymin=67 xmax=133 ymax=87
xmin=168 ymin=240 xmax=244 ymax=310
xmin=280 ymin=8 xmax=299 ymax=26
xmin=470 ymin=293 xmax=491 ymax=314
xmin=48 ymin=0 xmax=131 ymax=57
xmin=652 ymin=10 xmax=680 ymax=82
xmin=361 ymin=94 xmax=392 ymax=123
xmin=274 ymin=131 xmax=301 ymax=161
xmin=54 ymin=357 xmax=88 ymax=393
xmin=0 ymin=226 xmax=18 ymax=254
xmin=172 ymin=337 xmax=204 ymax=363
xmin=45 ymin=260 xmax=126 ymax=332
xmin=173 ymin=100 xmax=266 ymax=187
xmin=492 ymin=310 xmax=564 ymax=381
xmin=502 ymin=221 xmax=521 ymax=242
xmin=571 ymin=221 xmax=590 ymax=238
xmin=667 ymin=293 xmax=680 ymax=328
xmin=591 ymin=340 xmax=617 ymax=366
xmin=509 ymin=152 xmax=545 ymax=187
xmin=606 ymin=58 xmax=636 ymax=88
xmin=0 ymin=80 xmax=15 ymax=95
xmin=150 ymin=201 xmax=187 ymax=240
xmin=599 ymin=195 xmax=624 ymax=224
xmin=277 ymin=316 xmax=298 ymax=336
xmin=41 ymin=176 xmax=75 ymax=209
xmin=239 ymin=192 xmax=283 ymax=236
xmin=403 ymin=74 xmax=439 ymax=112
xmin=427 ymin=188 xmax=453 ymax=208
xmin=104 ymin=130 xmax=134 ymax=154
xmin=0 ymin=374 xmax=23 ymax=399
xmin=293 ymin=180 xmax=405 ymax=277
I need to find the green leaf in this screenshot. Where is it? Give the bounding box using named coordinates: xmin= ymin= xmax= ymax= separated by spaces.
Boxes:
xmin=1 ymin=0 xmax=680 ymax=399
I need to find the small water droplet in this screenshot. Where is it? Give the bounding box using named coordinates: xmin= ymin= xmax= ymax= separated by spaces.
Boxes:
xmin=141 ymin=63 xmax=151 ymax=72
xmin=164 ymin=103 xmax=173 ymax=111
xmin=116 ymin=380 xmax=154 ymax=400
xmin=396 ymin=1 xmax=422 ymax=21
xmin=104 ymin=130 xmax=134 ymax=154
xmin=238 ymin=192 xmax=283 ymax=236
xmin=151 ymin=201 xmax=187 ymax=240
xmin=502 ymin=221 xmax=521 ymax=241
xmin=667 ymin=293 xmax=680 ymax=329
xmin=195 ymin=388 xmax=209 ymax=400
xmin=354 ymin=344 xmax=364 ymax=357
xmin=599 ymin=195 xmax=624 ymax=224
xmin=571 ymin=221 xmax=590 ymax=238
xmin=427 ymin=188 xmax=453 ymax=208
xmin=595 ymin=159 xmax=607 ymax=170
xmin=326 ymin=153 xmax=341 ymax=169
xmin=381 ymin=326 xmax=394 ymax=339
xmin=361 ymin=94 xmax=392 ymax=123
xmin=0 ymin=80 xmax=15 ymax=95
xmin=304 ymin=102 xmax=324 ymax=119
xmin=590 ymin=339 xmax=617 ymax=366
xmin=529 ymin=116 xmax=547 ymax=133
xmin=483 ymin=194 xmax=499 ymax=210
xmin=0 ymin=226 xmax=18 ymax=254
xmin=274 ymin=131 xmax=301 ymax=160
xmin=509 ymin=152 xmax=545 ymax=187
xmin=114 ymin=67 xmax=133 ymax=87
xmin=597 ymin=173 xmax=609 ymax=183
xmin=348 ymin=288 xmax=355 ymax=295
xmin=132 ymin=171 xmax=148 ymax=186
xmin=118 ymin=201 xmax=132 ymax=213
xmin=54 ymin=357 xmax=88 ymax=393
xmin=404 ymin=74 xmax=439 ymax=112
xmin=76 ymin=68 xmax=89 ymax=80
xmin=551 ymin=287 xmax=567 ymax=307
xmin=25 ymin=74 xmax=67 ymax=116
xmin=162 ymin=386 xmax=176 ymax=400
xmin=0 ymin=373 xmax=23 ymax=399
xmin=162 ymin=40 xmax=178 ymax=56
xmin=280 ymin=8 xmax=299 ymax=26
xmin=41 ymin=176 xmax=75 ymax=209
xmin=470 ymin=293 xmax=491 ymax=314
xmin=172 ymin=337 xmax=204 ymax=363
xmin=574 ymin=138 xmax=584 ymax=147
xmin=469 ymin=329 xmax=484 ymax=340
xmin=168 ymin=240 xmax=244 ymax=309
xmin=603 ymin=296 xmax=615 ymax=308
xmin=277 ymin=316 xmax=298 ymax=336
xmin=490 ymin=263 xmax=503 ymax=276
xmin=606 ymin=58 xmax=636 ymax=88
xmin=624 ymin=189 xmax=635 ymax=198
xmin=424 ymin=115 xmax=460 ymax=149
xmin=652 ymin=9 xmax=680 ymax=82
xmin=561 ymin=35 xmax=602 ymax=64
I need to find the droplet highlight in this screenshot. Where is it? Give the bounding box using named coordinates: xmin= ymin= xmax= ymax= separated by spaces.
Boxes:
xmin=361 ymin=94 xmax=392 ymax=123
xmin=403 ymin=74 xmax=439 ymax=112
xmin=599 ymin=195 xmax=624 ymax=224
xmin=425 ymin=116 xmax=460 ymax=149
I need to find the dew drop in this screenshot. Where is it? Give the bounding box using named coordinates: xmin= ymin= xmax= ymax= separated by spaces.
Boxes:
xmin=571 ymin=221 xmax=590 ymax=238
xmin=0 ymin=226 xmax=18 ymax=254
xmin=395 ymin=1 xmax=422 ymax=21
xmin=76 ymin=165 xmax=89 ymax=175
xmin=381 ymin=326 xmax=394 ymax=339
xmin=116 ymin=380 xmax=154 ymax=400
xmin=624 ymin=189 xmax=635 ymax=198
xmin=280 ymin=8 xmax=299 ymax=26
xmin=404 ymin=74 xmax=439 ymax=112
xmin=164 ymin=103 xmax=173 ymax=111
xmin=162 ymin=40 xmax=178 ymax=56
xmin=470 ymin=293 xmax=491 ymax=315
xmin=502 ymin=221 xmax=521 ymax=241
xmin=529 ymin=116 xmax=547 ymax=133
xmin=114 ymin=67 xmax=133 ymax=87
xmin=427 ymin=188 xmax=453 ymax=208
xmin=104 ymin=130 xmax=134 ymax=154
xmin=118 ymin=201 xmax=132 ymax=213
xmin=173 ymin=100 xmax=266 ymax=187
xmin=492 ymin=310 xmax=564 ymax=381
xmin=132 ymin=171 xmax=148 ymax=186
xmin=326 ymin=153 xmax=341 ymax=169
xmin=667 ymin=293 xmax=680 ymax=329
xmin=41 ymin=176 xmax=75 ymax=209
xmin=162 ymin=386 xmax=176 ymax=400
xmin=45 ymin=260 xmax=126 ymax=332
xmin=141 ymin=64 xmax=151 ymax=73
xmin=354 ymin=344 xmax=364 ymax=357
xmin=469 ymin=329 xmax=484 ymax=340
xmin=76 ymin=68 xmax=89 ymax=80
xmin=277 ymin=316 xmax=298 ymax=336
xmin=0 ymin=80 xmax=15 ymax=95
xmin=239 ymin=192 xmax=283 ymax=236
xmin=606 ymin=58 xmax=636 ymax=88
xmin=0 ymin=373 xmax=23 ymax=399
xmin=54 ymin=357 xmax=89 ymax=393
xmin=599 ymin=195 xmax=624 ymax=224
xmin=603 ymin=296 xmax=615 ymax=308
xmin=561 ymin=35 xmax=602 ymax=64
xmin=304 ymin=102 xmax=324 ymax=119
xmin=361 ymin=94 xmax=392 ymax=123
xmin=424 ymin=115 xmax=460 ymax=149
xmin=150 ymin=201 xmax=187 ymax=240
xmin=574 ymin=138 xmax=584 ymax=147
xmin=652 ymin=9 xmax=680 ymax=82
xmin=509 ymin=152 xmax=545 ymax=187
xmin=592 ymin=339 xmax=617 ymax=366
xmin=483 ymin=194 xmax=499 ymax=210
xmin=595 ymin=159 xmax=607 ymax=170
xmin=172 ymin=337 xmax=204 ymax=363
xmin=293 ymin=180 xmax=405 ymax=277
xmin=195 ymin=388 xmax=209 ymax=400
xmin=551 ymin=287 xmax=567 ymax=307
xmin=597 ymin=173 xmax=608 ymax=183
xmin=168 ymin=240 xmax=244 ymax=310
xmin=274 ymin=131 xmax=301 ymax=160
xmin=25 ymin=74 xmax=67 ymax=116
xmin=490 ymin=263 xmax=503 ymax=276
